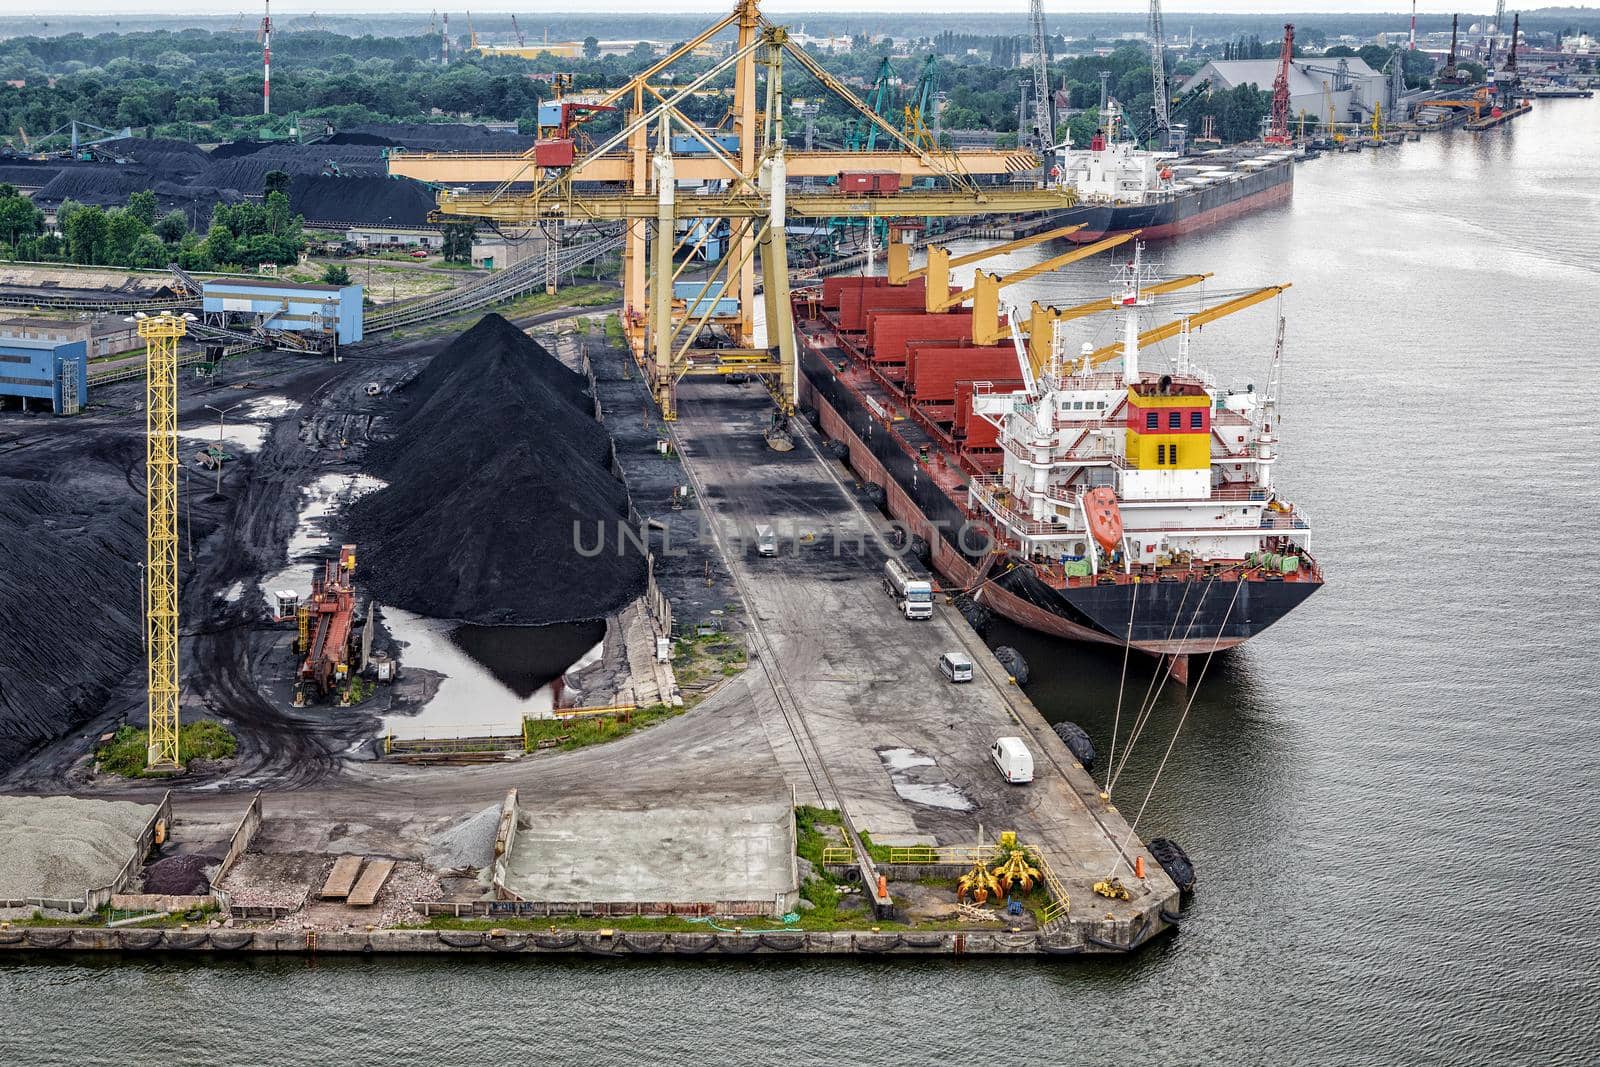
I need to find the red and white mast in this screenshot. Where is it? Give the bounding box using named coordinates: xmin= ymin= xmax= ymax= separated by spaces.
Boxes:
xmin=1409 ymin=1 xmax=1417 ymax=51
xmin=260 ymin=0 xmax=271 ymax=115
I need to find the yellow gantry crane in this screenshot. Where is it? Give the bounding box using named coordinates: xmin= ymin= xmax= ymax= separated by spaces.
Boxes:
xmin=137 ymin=311 xmax=187 ymax=772
xmin=404 ymin=0 xmax=1078 ymax=423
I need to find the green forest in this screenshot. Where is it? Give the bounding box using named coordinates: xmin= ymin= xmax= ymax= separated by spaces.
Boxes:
xmin=0 ymin=25 xmax=1464 ymax=153
xmin=0 ymin=182 xmax=305 ymax=270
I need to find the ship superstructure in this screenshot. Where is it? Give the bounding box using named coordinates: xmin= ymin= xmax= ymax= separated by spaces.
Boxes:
xmin=794 ymin=235 xmax=1322 ymax=681
xmin=968 ymin=247 xmax=1310 ymax=574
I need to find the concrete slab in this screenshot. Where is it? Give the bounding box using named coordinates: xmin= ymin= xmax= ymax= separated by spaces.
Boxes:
xmin=503 ymin=799 xmax=795 ymax=907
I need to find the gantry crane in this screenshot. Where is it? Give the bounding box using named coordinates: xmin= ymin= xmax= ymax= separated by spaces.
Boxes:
xmin=137 ymin=311 xmax=189 ymax=773
xmin=413 ymin=1 xmax=1078 ymax=423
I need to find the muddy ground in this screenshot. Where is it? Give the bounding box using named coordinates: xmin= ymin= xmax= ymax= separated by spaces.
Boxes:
xmin=0 ymin=299 xmax=636 ymax=796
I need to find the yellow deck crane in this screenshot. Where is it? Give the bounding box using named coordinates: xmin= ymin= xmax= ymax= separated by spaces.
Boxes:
xmin=416 ymin=0 xmax=1081 ymax=423
xmin=137 ymin=310 xmax=189 ymax=772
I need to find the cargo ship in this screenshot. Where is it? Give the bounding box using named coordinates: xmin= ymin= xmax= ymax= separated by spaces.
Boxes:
xmin=1044 ymin=104 xmax=1294 ymax=242
xmin=794 ymin=242 xmax=1322 ymax=681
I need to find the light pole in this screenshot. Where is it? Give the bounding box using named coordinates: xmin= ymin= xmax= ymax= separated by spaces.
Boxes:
xmin=204 ymin=401 xmax=243 ymax=496
xmin=135 ymin=561 xmax=146 ymax=650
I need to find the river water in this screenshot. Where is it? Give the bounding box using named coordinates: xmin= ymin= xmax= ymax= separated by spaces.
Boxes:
xmin=4 ymin=99 xmax=1599 ymax=1064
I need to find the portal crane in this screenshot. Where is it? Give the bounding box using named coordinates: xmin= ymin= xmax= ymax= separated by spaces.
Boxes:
xmin=1028 ymin=0 xmax=1053 ymax=150
xmin=1264 ymin=23 xmax=1295 ymax=144
xmin=511 ymin=14 xmax=526 ymax=48
xmin=1147 ymin=0 xmax=1170 ymax=142
xmin=423 ymin=2 xmax=1080 ymax=423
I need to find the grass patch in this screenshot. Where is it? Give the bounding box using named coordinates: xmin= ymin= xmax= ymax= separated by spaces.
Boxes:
xmin=497 ymin=283 xmax=618 ymax=320
xmin=522 ymin=703 xmax=679 ymax=752
xmin=603 ymin=313 xmax=626 ymax=347
xmin=95 ymin=720 xmax=237 ymax=778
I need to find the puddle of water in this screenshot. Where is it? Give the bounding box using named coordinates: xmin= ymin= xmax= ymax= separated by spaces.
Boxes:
xmin=881 ymin=747 xmax=936 ymax=773
xmin=179 ymin=423 xmax=269 ymax=454
xmin=380 ymin=607 xmax=605 ymax=740
xmin=241 ymin=395 xmax=299 ymax=419
xmin=220 ymin=581 xmax=244 ymax=603
xmin=258 ymin=472 xmax=387 ymax=614
xmin=877 ymin=746 xmax=975 ymax=812
xmin=893 ymin=782 xmax=974 ymax=811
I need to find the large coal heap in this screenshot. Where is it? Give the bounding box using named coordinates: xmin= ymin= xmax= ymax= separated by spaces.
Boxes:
xmin=0 ymin=475 xmax=143 ymax=768
xmin=287 ymin=174 xmax=436 ymax=227
xmin=345 ymin=315 xmax=646 ymax=626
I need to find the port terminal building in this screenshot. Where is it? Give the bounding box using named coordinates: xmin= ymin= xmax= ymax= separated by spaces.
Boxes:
xmin=0 ymin=332 xmax=88 ymax=414
xmin=1180 ymin=57 xmax=1386 ymax=124
xmin=201 ymin=278 xmax=364 ymax=350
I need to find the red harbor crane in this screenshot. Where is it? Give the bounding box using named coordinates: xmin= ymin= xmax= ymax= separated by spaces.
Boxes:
xmin=1265 ymin=23 xmax=1295 ymax=144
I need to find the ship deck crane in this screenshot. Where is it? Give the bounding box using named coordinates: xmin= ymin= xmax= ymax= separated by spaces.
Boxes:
xmin=422 ymin=1 xmax=1079 ymax=424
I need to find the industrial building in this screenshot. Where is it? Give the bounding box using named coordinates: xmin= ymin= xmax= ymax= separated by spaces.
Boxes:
xmin=1180 ymin=56 xmax=1387 ymax=124
xmin=0 ymin=334 xmax=88 ymax=414
xmin=201 ymin=278 xmax=364 ymax=351
xmin=344 ymin=226 xmax=444 ymax=251
xmin=0 ymin=316 xmax=140 ymax=359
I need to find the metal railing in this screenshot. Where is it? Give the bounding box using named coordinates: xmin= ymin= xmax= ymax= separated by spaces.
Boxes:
xmin=366 ymin=230 xmax=623 ymax=333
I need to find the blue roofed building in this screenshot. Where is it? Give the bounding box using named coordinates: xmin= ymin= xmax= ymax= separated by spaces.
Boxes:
xmin=0 ymin=334 xmax=88 ymax=415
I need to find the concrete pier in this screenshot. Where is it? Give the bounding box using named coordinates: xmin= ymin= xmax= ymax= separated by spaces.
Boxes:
xmin=667 ymin=378 xmax=1179 ymax=949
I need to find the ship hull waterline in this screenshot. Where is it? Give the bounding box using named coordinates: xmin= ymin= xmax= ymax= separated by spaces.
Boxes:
xmin=1056 ymin=161 xmax=1294 ymax=243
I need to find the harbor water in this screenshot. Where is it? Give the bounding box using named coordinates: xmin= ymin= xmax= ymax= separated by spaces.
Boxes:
xmin=4 ymin=99 xmax=1599 ymax=1064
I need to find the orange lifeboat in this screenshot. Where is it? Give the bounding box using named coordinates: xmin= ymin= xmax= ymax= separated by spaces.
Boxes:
xmin=1084 ymin=487 xmax=1124 ymax=555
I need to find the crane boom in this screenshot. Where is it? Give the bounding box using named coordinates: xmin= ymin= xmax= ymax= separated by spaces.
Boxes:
xmin=1084 ymin=285 xmax=1291 ymax=367
xmin=1028 ymin=0 xmax=1053 ymax=149
xmin=1265 ymin=23 xmax=1294 ymax=143
xmin=1148 ymin=0 xmax=1170 ymax=139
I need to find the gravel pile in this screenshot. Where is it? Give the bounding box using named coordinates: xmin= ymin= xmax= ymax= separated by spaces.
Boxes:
xmin=142 ymin=853 xmax=220 ymax=895
xmin=0 ymin=476 xmax=144 ymax=767
xmin=427 ymin=804 xmax=501 ymax=872
xmin=344 ymin=314 xmax=646 ymax=625
xmin=0 ymin=795 xmax=155 ymax=901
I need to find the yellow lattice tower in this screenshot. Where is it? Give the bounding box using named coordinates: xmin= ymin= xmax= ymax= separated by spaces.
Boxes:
xmin=138 ymin=311 xmax=187 ymax=772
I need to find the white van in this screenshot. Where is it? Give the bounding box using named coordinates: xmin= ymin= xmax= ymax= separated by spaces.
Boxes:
xmin=939 ymin=651 xmax=973 ymax=683
xmin=756 ymin=524 xmax=778 ymax=557
xmin=990 ymin=737 xmax=1034 ymax=784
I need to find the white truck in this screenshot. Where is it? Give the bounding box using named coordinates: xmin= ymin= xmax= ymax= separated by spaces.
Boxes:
xmin=883 ymin=558 xmax=934 ymax=620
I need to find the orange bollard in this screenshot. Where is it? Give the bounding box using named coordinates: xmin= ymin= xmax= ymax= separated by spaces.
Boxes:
xmin=877 ymin=874 xmax=888 ymax=899
xmin=1135 ymin=856 xmax=1146 ymax=879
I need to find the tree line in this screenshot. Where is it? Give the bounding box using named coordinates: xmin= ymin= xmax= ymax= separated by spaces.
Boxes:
xmin=0 ymin=180 xmax=305 ymax=271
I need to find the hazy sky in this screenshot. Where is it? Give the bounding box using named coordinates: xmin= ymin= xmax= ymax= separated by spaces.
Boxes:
xmin=25 ymin=2 xmax=1514 ymax=16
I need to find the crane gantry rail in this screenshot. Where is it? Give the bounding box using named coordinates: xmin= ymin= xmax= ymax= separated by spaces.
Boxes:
xmin=397 ymin=0 xmax=1081 ymax=422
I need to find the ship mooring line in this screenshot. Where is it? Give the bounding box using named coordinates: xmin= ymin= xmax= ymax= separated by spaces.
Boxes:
xmin=1108 ymin=576 xmax=1203 ymax=795
xmin=1105 ymin=572 xmax=1248 ymax=882
xmin=1104 ymin=577 xmax=1139 ymax=798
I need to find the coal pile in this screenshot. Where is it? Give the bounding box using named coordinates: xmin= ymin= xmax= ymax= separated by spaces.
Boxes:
xmin=96 ymin=138 xmax=212 ymax=177
xmin=0 ymin=475 xmax=144 ymax=768
xmin=142 ymin=853 xmax=219 ymax=895
xmin=198 ymin=145 xmax=389 ymax=191
xmin=288 ymin=175 xmax=437 ymax=227
xmin=330 ymin=123 xmax=533 ymax=153
xmin=344 ymin=315 xmax=646 ymax=626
